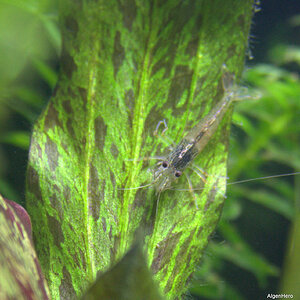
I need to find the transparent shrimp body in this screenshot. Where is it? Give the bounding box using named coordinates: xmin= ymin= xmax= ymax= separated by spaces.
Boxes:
xmin=152 ymin=67 xmax=242 ymax=194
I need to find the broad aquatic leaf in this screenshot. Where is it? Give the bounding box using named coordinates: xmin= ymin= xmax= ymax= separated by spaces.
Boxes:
xmin=82 ymin=243 xmax=163 ymax=300
xmin=26 ymin=0 xmax=255 ymax=298
xmin=0 ymin=195 xmax=50 ymax=299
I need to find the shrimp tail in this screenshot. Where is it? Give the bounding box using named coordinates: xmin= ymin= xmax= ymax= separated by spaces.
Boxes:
xmin=222 ymin=64 xmax=261 ymax=102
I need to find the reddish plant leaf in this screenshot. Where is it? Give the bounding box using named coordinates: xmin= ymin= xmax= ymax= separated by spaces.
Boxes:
xmin=5 ymin=198 xmax=33 ymax=241
xmin=0 ymin=195 xmax=50 ymax=300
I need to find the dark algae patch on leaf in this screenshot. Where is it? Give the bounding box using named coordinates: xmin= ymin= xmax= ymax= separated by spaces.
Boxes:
xmin=26 ymin=0 xmax=255 ymax=299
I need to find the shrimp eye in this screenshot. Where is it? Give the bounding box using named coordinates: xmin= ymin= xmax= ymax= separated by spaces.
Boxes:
xmin=174 ymin=170 xmax=182 ymax=177
xmin=162 ymin=161 xmax=168 ymax=168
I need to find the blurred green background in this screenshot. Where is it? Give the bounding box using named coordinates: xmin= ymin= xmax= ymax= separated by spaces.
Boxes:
xmin=0 ymin=1 xmax=299 ymax=299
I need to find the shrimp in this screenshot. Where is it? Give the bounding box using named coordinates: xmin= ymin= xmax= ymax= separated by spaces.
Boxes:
xmin=153 ymin=65 xmax=250 ymax=194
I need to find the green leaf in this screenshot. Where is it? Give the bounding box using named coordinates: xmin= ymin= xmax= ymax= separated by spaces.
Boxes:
xmin=232 ymin=186 xmax=294 ymax=220
xmin=217 ymin=222 xmax=279 ymax=286
xmin=0 ymin=1 xmax=58 ymax=83
xmin=82 ymin=243 xmax=163 ymax=300
xmin=190 ymin=245 xmax=246 ymax=300
xmin=1 ymin=131 xmax=30 ymax=150
xmin=14 ymin=86 xmax=45 ymax=108
xmin=190 ymin=278 xmax=246 ymax=300
xmin=280 ymin=212 xmax=300 ymax=297
xmin=32 ymin=59 xmax=58 ymax=89
xmin=26 ymin=0 xmax=255 ymax=299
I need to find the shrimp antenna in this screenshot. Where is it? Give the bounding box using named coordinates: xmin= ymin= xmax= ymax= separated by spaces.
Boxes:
xmin=155 ymin=191 xmax=162 ymax=219
xmin=169 ymin=172 xmax=300 ymax=191
xmin=227 ymin=172 xmax=300 ymax=186
xmin=118 ymin=181 xmax=156 ymax=191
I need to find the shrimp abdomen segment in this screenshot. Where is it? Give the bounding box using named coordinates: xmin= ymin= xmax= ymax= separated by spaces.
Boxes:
xmin=185 ymin=95 xmax=232 ymax=154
